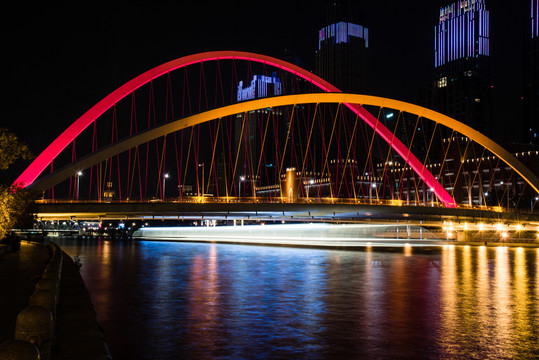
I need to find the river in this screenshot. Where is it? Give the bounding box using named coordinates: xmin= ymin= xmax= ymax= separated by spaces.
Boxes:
xmin=53 ymin=238 xmax=539 ymax=360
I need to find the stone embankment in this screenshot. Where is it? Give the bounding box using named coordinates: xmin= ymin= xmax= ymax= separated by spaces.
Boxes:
xmin=0 ymin=241 xmax=111 ymax=360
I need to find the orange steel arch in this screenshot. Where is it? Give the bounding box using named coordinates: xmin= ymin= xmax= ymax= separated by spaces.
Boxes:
xmin=14 ymin=51 xmax=459 ymax=207
xmin=28 ymin=93 xmax=539 ymax=206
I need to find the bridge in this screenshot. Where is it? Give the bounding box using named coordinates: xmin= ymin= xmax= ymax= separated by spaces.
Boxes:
xmin=12 ymin=51 xmax=539 ymax=241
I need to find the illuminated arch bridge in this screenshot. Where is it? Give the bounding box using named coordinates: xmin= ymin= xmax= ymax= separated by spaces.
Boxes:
xmin=15 ymin=51 xmax=539 ymax=211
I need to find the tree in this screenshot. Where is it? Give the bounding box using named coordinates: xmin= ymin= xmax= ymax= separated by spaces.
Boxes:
xmin=0 ymin=186 xmax=36 ymax=239
xmin=0 ymin=128 xmax=32 ymax=171
xmin=0 ymin=128 xmax=34 ymax=239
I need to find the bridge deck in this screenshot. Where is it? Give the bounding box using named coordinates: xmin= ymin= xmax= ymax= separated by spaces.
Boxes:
xmin=35 ymin=202 xmax=539 ymax=226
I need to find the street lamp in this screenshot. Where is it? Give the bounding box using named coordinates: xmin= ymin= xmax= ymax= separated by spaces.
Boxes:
xmin=239 ymin=176 xmax=245 ymax=199
xmin=370 ymin=182 xmax=376 ymax=204
xmin=307 ymin=179 xmax=314 ymax=200
xmin=163 ymin=173 xmax=169 ymax=201
xmin=76 ymin=171 xmax=83 ymax=201
xmin=532 ymin=196 xmax=539 ymax=212
xmin=198 ymin=163 xmax=205 ymax=197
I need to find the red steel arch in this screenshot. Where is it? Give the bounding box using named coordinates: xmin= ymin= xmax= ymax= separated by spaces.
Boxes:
xmin=14 ymin=51 xmax=458 ymax=207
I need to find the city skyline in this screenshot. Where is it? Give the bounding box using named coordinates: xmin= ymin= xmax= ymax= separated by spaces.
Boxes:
xmin=425 ymin=0 xmax=493 ymax=135
xmin=1 ymin=0 xmax=532 ymax=174
xmin=2 ymin=4 xmax=539 ymax=360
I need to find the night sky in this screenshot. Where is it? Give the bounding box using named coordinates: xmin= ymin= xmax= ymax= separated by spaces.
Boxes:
xmin=1 ymin=0 xmax=528 ymax=181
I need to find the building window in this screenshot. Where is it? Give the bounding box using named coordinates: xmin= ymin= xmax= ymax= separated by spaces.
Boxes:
xmin=437 ymin=77 xmax=447 ymax=88
xmin=475 ymin=98 xmax=481 ymax=102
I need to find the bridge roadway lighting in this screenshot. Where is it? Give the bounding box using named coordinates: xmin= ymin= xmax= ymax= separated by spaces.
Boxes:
xmin=239 ymin=176 xmax=245 ymax=200
xmin=198 ymin=163 xmax=205 ymax=197
xmin=163 ymin=173 xmax=169 ymax=201
xmin=531 ymin=196 xmax=539 ymax=212
xmin=370 ymin=183 xmax=376 ymax=204
xmin=76 ymin=171 xmax=82 ymax=201
xmin=307 ymin=179 xmax=314 ymax=200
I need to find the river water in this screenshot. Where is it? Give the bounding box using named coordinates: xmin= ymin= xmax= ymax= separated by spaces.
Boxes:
xmin=53 ymin=238 xmax=539 ymax=360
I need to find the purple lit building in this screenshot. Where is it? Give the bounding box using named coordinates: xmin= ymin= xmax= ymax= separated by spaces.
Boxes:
xmin=427 ymin=0 xmax=492 ymax=134
xmin=525 ymin=0 xmax=539 ymax=147
xmin=315 ymin=0 xmax=368 ymax=94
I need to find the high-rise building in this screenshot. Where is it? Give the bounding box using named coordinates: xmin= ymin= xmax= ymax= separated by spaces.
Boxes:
xmin=427 ymin=0 xmax=492 ymax=134
xmin=233 ymin=74 xmax=283 ymax=195
xmin=315 ymin=0 xmax=369 ymax=94
xmin=525 ymin=0 xmax=539 ymax=147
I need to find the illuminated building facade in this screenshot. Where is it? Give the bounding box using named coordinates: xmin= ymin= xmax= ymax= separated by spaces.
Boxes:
xmin=428 ymin=0 xmax=492 ymax=134
xmin=233 ymin=74 xmax=284 ymax=196
xmin=315 ymin=0 xmax=368 ymax=94
xmin=237 ymin=74 xmax=282 ymax=102
xmin=525 ymin=0 xmax=539 ymax=147
xmin=376 ymin=138 xmax=539 ymax=209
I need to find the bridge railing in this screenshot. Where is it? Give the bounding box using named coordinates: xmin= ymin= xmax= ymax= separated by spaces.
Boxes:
xmin=34 ymin=196 xmax=523 ymax=213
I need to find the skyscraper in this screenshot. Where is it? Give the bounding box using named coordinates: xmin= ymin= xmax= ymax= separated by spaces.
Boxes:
xmin=525 ymin=0 xmax=539 ymax=147
xmin=315 ymin=0 xmax=369 ymax=94
xmin=233 ymin=74 xmax=283 ymax=195
xmin=428 ymin=0 xmax=492 ymax=133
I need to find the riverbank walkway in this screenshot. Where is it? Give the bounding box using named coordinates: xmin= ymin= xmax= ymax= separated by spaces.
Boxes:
xmin=0 ymin=241 xmax=110 ymax=359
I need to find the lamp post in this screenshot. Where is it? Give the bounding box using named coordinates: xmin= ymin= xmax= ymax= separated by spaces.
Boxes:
xmin=370 ymin=182 xmax=376 ymax=204
xmin=163 ymin=173 xmax=169 ymax=201
xmin=239 ymin=176 xmax=245 ymax=200
xmin=198 ymin=163 xmax=205 ymax=197
xmin=430 ymin=187 xmax=435 ymax=207
xmin=532 ymin=196 xmax=539 ymax=212
xmin=307 ymin=179 xmax=314 ymax=200
xmin=76 ymin=171 xmax=82 ymax=201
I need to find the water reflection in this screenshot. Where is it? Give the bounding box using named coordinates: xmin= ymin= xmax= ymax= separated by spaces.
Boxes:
xmin=494 ymin=247 xmax=512 ymax=357
xmin=438 ymin=245 xmax=539 ymax=360
xmin=54 ymin=238 xmax=539 ymax=360
xmin=513 ymin=247 xmax=532 ymax=358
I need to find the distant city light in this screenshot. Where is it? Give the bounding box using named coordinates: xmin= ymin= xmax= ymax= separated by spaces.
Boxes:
xmin=237 ymin=74 xmax=282 ymax=102
xmin=435 ymin=0 xmax=489 ymax=67
xmin=318 ymin=22 xmax=369 ymax=50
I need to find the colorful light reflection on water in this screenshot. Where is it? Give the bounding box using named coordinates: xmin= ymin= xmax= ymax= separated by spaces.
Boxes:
xmin=54 ymin=239 xmax=539 ymax=360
